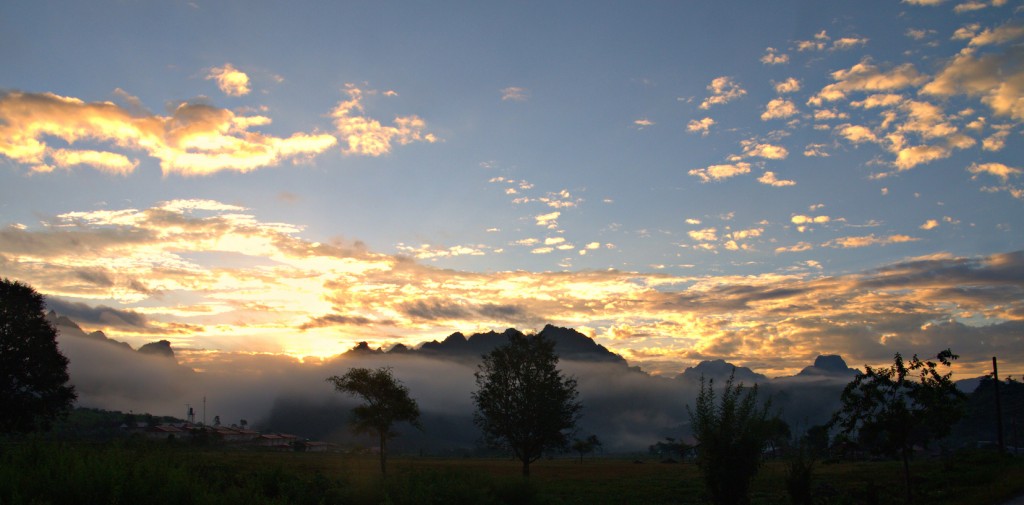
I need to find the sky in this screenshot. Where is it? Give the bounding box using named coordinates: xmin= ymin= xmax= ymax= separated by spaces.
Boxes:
xmin=1 ymin=0 xmax=1023 ymax=380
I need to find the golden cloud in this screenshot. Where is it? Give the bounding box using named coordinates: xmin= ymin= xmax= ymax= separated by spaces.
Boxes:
xmin=0 ymin=91 xmax=337 ymax=176
xmin=760 ymin=47 xmax=789 ymax=65
xmin=774 ymin=78 xmax=801 ymax=94
xmin=761 ymin=98 xmax=799 ymax=121
xmin=700 ymin=77 xmax=746 ymax=109
xmin=758 ymin=171 xmax=796 ymax=187
xmin=809 ymin=59 xmax=926 ymax=106
xmin=742 ymin=141 xmax=789 ymax=159
xmin=4 ymin=200 xmax=1023 ymax=375
xmin=331 ymin=84 xmax=438 ymax=156
xmin=688 ymin=162 xmax=751 ymax=182
xmin=968 ymin=162 xmax=1022 ymax=181
xmin=206 ymin=64 xmax=251 ymax=97
xmin=824 ymin=234 xmax=919 ymax=248
xmin=922 ymin=46 xmax=1024 ymax=121
xmin=687 ymin=117 xmax=716 ymax=135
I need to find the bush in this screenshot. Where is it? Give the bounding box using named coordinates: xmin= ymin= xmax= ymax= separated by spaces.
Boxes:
xmin=688 ymin=373 xmax=774 ymax=505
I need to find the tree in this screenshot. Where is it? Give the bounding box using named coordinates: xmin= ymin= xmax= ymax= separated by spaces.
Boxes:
xmin=649 ymin=436 xmax=690 ymax=461
xmin=829 ymin=349 xmax=966 ymax=504
xmin=326 ymin=367 xmax=420 ymax=476
xmin=571 ymin=434 xmax=602 ymax=463
xmin=688 ymin=372 xmax=775 ymax=505
xmin=0 ymin=278 xmax=77 ymax=433
xmin=472 ymin=333 xmax=582 ymax=477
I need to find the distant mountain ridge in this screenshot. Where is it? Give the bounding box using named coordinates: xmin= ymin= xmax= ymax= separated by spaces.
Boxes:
xmin=47 ymin=310 xmax=176 ymax=360
xmin=346 ymin=324 xmax=627 ymax=365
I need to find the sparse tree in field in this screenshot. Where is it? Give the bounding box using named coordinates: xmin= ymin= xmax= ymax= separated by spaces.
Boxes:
xmin=829 ymin=349 xmax=966 ymax=504
xmin=472 ymin=333 xmax=582 ymax=477
xmin=326 ymin=367 xmax=420 ymax=476
xmin=0 ymin=278 xmax=77 ymax=433
xmin=688 ymin=372 xmax=775 ymax=505
xmin=571 ymin=434 xmax=602 ymax=463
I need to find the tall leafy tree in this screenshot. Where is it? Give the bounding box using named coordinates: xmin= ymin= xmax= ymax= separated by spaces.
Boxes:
xmin=0 ymin=278 xmax=77 ymax=433
xmin=472 ymin=333 xmax=582 ymax=477
xmin=688 ymin=372 xmax=774 ymax=505
xmin=830 ymin=349 xmax=966 ymax=504
xmin=326 ymin=367 xmax=420 ymax=476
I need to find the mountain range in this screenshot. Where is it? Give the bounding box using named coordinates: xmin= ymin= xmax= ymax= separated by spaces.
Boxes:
xmin=44 ymin=312 xmax=973 ymax=452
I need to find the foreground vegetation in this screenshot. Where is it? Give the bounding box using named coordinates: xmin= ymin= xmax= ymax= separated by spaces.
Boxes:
xmin=1 ymin=441 xmax=1021 ymax=505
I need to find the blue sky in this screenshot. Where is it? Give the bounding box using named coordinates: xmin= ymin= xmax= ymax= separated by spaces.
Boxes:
xmin=1 ymin=0 xmax=1022 ymax=378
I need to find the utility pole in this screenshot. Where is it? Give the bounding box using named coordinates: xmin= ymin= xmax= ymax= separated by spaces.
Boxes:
xmin=993 ymin=357 xmax=1004 ymax=453
xmin=203 ymin=396 xmax=207 ymax=427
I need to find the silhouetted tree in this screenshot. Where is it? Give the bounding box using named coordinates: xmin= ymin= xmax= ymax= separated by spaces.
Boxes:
xmin=648 ymin=437 xmax=690 ymax=460
xmin=764 ymin=417 xmax=792 ymax=457
xmin=472 ymin=333 xmax=582 ymax=477
xmin=571 ymin=434 xmax=602 ymax=463
xmin=0 ymin=279 xmax=76 ymax=433
xmin=326 ymin=367 xmax=420 ymax=476
xmin=688 ymin=372 xmax=775 ymax=505
xmin=830 ymin=349 xmax=966 ymax=504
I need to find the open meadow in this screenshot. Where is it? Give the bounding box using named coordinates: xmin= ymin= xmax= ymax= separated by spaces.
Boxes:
xmin=1 ymin=441 xmax=1021 ymax=505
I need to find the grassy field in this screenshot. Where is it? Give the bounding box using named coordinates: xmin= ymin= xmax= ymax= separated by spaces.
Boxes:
xmin=1 ymin=441 xmax=1021 ymax=504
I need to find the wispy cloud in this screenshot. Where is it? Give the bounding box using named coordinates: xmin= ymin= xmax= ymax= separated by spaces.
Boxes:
xmin=501 ymin=86 xmax=529 ymax=101
xmin=824 ymin=234 xmax=919 ymax=248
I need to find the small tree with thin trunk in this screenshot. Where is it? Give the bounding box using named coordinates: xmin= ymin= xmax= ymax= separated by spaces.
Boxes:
xmin=326 ymin=367 xmax=420 ymax=476
xmin=829 ymin=349 xmax=965 ymax=504
xmin=571 ymin=434 xmax=602 ymax=463
xmin=472 ymin=333 xmax=581 ymax=477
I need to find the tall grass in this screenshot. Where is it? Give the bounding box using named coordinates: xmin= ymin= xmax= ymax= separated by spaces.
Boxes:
xmin=0 ymin=441 xmax=1020 ymax=505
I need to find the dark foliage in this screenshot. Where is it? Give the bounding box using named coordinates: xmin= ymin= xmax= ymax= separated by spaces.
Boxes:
xmin=688 ymin=372 xmax=775 ymax=505
xmin=472 ymin=333 xmax=582 ymax=477
xmin=0 ymin=278 xmax=77 ymax=433
xmin=950 ymin=376 xmax=1024 ymax=450
xmin=648 ymin=437 xmax=690 ymax=460
xmin=327 ymin=367 xmax=420 ymax=476
xmin=830 ymin=349 xmax=966 ymax=503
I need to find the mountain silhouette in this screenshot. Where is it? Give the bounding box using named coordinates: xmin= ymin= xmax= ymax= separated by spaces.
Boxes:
xmin=795 ymin=354 xmax=859 ymax=378
xmin=676 ymin=359 xmax=768 ymax=384
xmin=138 ymin=340 xmax=176 ymax=359
xmin=345 ymin=324 xmax=628 ymax=365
